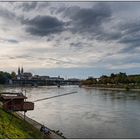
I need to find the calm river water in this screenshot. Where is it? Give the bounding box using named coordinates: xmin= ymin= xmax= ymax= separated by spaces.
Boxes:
xmin=3 ymin=86 xmax=140 ymax=138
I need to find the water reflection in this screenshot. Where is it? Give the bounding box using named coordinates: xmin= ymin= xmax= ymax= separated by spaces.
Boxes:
xmin=1 ymin=86 xmax=140 ymax=138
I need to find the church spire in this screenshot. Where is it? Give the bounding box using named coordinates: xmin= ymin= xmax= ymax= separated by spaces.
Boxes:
xmin=21 ymin=67 xmax=23 ymax=74
xmin=18 ymin=67 xmax=20 ymax=75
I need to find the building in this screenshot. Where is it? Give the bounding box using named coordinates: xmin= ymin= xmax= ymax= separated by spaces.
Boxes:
xmin=0 ymin=92 xmax=34 ymax=111
xmin=10 ymin=67 xmax=80 ymax=86
xmin=16 ymin=67 xmax=32 ymax=80
xmin=22 ymin=72 xmax=32 ymax=80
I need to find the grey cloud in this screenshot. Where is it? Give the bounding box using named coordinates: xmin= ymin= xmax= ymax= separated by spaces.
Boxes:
xmin=120 ymin=20 xmax=140 ymax=34
xmin=8 ymin=55 xmax=33 ymax=60
xmin=1 ymin=55 xmax=32 ymax=60
xmin=23 ymin=15 xmax=66 ymax=36
xmin=59 ymin=5 xmax=80 ymax=17
xmin=7 ymin=39 xmax=19 ymax=43
xmin=64 ymin=37 xmax=70 ymax=40
xmin=63 ymin=3 xmax=111 ymax=33
xmin=12 ymin=2 xmax=140 ymax=55
xmin=117 ymin=21 xmax=140 ymax=52
xmin=46 ymin=37 xmax=52 ymax=42
xmin=0 ymin=7 xmax=15 ymax=20
xmin=98 ymin=32 xmax=121 ymax=41
xmin=94 ymin=18 xmax=140 ymax=54
xmin=70 ymin=42 xmax=86 ymax=48
xmin=37 ymin=2 xmax=50 ymax=9
xmin=123 ymin=56 xmax=140 ymax=64
xmin=120 ymin=22 xmax=140 ymax=43
xmin=22 ymin=56 xmax=75 ymax=65
xmin=20 ymin=2 xmax=37 ymax=11
xmin=120 ymin=36 xmax=140 ymax=47
xmin=0 ymin=38 xmax=19 ymax=44
xmin=20 ymin=3 xmax=112 ymax=38
xmin=48 ymin=58 xmax=75 ymax=65
xmin=60 ymin=2 xmax=140 ymax=54
xmin=102 ymin=53 xmax=140 ymax=67
xmin=9 ymin=56 xmax=15 ymax=59
xmin=54 ymin=3 xmax=113 ymax=42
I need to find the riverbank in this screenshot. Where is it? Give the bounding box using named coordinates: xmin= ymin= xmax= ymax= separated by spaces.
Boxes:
xmin=81 ymin=85 xmax=140 ymax=92
xmin=0 ymin=108 xmax=44 ymax=138
xmin=0 ymin=107 xmax=65 ymax=139
xmin=16 ymin=112 xmax=65 ymax=139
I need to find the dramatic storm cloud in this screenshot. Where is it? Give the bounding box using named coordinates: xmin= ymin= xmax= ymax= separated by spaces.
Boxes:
xmin=23 ymin=15 xmax=65 ymax=36
xmin=0 ymin=2 xmax=140 ymax=78
xmin=64 ymin=3 xmax=111 ymax=34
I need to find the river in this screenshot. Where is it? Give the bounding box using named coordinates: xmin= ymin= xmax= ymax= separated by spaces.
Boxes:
xmin=2 ymin=86 xmax=140 ymax=138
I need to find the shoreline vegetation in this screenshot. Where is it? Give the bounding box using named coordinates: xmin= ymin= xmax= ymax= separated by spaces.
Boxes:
xmin=80 ymin=72 xmax=140 ymax=91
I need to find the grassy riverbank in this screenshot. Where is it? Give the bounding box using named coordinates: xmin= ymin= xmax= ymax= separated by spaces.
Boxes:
xmin=0 ymin=108 xmax=43 ymax=139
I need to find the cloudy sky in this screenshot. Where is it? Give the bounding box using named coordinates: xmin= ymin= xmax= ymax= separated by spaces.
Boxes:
xmin=0 ymin=2 xmax=140 ymax=78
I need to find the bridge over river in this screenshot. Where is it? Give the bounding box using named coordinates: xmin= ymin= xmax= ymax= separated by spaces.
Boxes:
xmin=11 ymin=79 xmax=81 ymax=86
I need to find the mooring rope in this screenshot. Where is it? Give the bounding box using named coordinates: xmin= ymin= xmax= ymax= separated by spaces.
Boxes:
xmin=33 ymin=91 xmax=77 ymax=102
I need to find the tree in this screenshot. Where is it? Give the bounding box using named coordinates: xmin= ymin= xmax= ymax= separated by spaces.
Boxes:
xmin=110 ymin=73 xmax=116 ymax=78
xmin=11 ymin=71 xmax=16 ymax=79
xmin=0 ymin=71 xmax=11 ymax=84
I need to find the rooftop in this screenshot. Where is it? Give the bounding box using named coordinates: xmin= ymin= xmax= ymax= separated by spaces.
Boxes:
xmin=0 ymin=92 xmax=27 ymax=100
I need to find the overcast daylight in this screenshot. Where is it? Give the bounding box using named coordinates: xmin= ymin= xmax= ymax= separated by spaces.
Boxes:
xmin=0 ymin=2 xmax=139 ymax=78
xmin=1 ymin=2 xmax=140 ymax=139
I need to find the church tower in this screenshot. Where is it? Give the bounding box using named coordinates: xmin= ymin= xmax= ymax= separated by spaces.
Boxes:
xmin=18 ymin=67 xmax=20 ymax=75
xmin=21 ymin=67 xmax=24 ymax=74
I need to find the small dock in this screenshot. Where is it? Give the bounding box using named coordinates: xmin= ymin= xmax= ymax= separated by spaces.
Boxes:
xmin=16 ymin=112 xmax=65 ymax=139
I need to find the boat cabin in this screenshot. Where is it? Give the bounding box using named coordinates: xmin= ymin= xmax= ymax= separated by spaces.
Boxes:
xmin=0 ymin=92 xmax=34 ymax=112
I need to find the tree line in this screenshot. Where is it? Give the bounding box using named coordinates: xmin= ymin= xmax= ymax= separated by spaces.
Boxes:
xmin=81 ymin=72 xmax=140 ymax=89
xmin=0 ymin=71 xmax=16 ymax=84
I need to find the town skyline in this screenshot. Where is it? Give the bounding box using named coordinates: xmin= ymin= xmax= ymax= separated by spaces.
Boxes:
xmin=0 ymin=2 xmax=140 ymax=78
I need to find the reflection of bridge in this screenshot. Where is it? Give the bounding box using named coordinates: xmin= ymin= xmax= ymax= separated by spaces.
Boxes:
xmin=11 ymin=79 xmax=81 ymax=86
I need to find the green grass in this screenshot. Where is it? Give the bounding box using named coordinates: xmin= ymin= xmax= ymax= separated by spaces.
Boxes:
xmin=0 ymin=108 xmax=44 ymax=139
